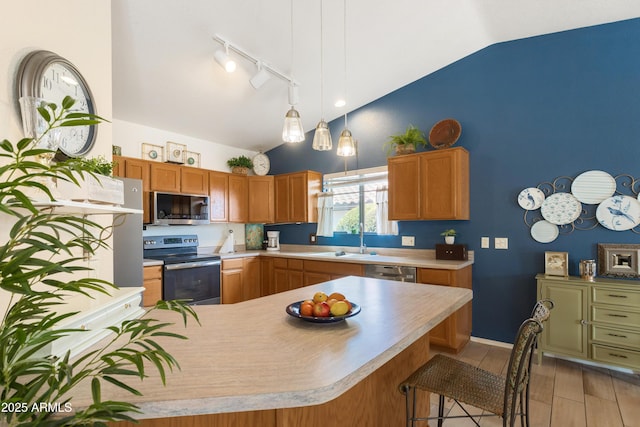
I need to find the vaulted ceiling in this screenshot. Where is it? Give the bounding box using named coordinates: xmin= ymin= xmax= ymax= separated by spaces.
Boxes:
xmin=111 ymin=0 xmax=640 ymax=152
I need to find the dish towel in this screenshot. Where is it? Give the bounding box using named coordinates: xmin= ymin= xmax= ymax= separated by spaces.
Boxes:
xmin=219 ymin=230 xmax=235 ymax=254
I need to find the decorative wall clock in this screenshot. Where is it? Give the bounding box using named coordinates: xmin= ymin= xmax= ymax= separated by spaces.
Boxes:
xmin=17 ymin=50 xmax=98 ymax=159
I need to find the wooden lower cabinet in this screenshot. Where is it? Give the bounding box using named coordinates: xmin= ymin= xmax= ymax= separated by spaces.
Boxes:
xmin=418 ymin=266 xmax=472 ymax=352
xmin=273 ymin=258 xmax=304 ymax=293
xmin=221 ymin=257 xmax=261 ymax=304
xmin=303 ymin=260 xmax=364 ymax=286
xmin=142 ymin=265 xmax=162 ymax=307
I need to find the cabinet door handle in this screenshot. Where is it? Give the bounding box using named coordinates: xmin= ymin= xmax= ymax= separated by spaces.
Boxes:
xmin=607 ymin=313 xmax=628 ymax=318
xmin=608 ymin=353 xmax=628 ymax=359
xmin=580 ymin=319 xmax=590 ymax=326
xmin=607 ymin=294 xmax=628 ymax=298
xmin=606 ymin=333 xmax=628 ymax=338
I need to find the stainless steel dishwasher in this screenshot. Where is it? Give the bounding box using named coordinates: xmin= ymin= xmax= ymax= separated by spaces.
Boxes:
xmin=364 ymin=264 xmax=417 ymax=282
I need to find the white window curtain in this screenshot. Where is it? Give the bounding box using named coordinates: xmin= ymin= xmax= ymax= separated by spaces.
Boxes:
xmin=376 ymin=187 xmax=398 ymax=235
xmin=316 ymin=192 xmax=334 ymax=237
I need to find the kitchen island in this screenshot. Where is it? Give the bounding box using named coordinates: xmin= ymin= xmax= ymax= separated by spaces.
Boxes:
xmin=91 ymin=276 xmax=472 ymax=427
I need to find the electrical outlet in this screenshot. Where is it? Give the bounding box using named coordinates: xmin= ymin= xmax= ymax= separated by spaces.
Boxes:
xmin=309 ymin=233 xmax=317 ymax=245
xmin=402 ymin=236 xmax=415 ymax=246
xmin=481 ymin=237 xmax=490 ymax=248
xmin=495 ymin=237 xmax=509 ymax=250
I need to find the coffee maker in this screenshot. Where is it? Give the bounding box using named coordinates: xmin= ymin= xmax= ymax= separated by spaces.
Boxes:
xmin=266 ymin=231 xmax=280 ymax=251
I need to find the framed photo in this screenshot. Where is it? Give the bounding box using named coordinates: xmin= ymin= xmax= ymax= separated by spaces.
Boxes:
xmin=545 ymin=251 xmax=569 ymax=276
xmin=141 ymin=143 xmax=163 ymax=162
xmin=598 ymin=243 xmax=640 ymax=278
xmin=184 ymin=151 xmax=201 ymax=168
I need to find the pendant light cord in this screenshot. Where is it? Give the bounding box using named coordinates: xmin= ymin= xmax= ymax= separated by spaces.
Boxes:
xmin=343 ymin=0 xmax=348 ymax=129
xmin=290 ymin=0 xmax=294 ymax=94
xmin=320 ymin=0 xmax=325 ymax=120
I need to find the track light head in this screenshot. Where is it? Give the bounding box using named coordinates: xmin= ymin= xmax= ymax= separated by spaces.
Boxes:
xmin=214 ymin=47 xmax=236 ymax=73
xmin=250 ymin=64 xmax=272 ymax=89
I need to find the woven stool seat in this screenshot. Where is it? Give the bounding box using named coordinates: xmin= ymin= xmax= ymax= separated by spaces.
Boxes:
xmin=400 ymin=353 xmax=506 ymax=416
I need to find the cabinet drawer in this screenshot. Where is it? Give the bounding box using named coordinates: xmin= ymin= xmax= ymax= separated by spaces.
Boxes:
xmin=418 ymin=268 xmax=452 ymax=286
xmin=592 ymin=286 xmax=640 ymax=308
xmin=591 ymin=306 xmax=640 ymax=329
xmin=288 ymin=259 xmax=304 ymax=270
xmin=222 ymin=258 xmax=244 ymax=270
xmin=592 ymin=324 xmax=640 ymax=350
xmin=304 ymin=260 xmax=363 ymax=276
xmin=273 ymin=258 xmax=288 ymax=269
xmin=591 ymin=344 xmax=640 ymax=370
xmin=143 ymin=265 xmax=162 ymax=280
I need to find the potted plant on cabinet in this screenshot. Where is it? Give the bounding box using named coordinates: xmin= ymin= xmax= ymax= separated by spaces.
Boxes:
xmin=441 ymin=228 xmax=457 ymax=244
xmin=226 ymin=155 xmax=253 ymax=175
xmin=0 ymin=96 xmax=198 ymax=426
xmin=383 ymin=125 xmax=427 ymax=156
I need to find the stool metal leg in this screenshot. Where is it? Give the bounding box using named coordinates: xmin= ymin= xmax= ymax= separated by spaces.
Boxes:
xmin=438 ymin=394 xmax=445 ymax=427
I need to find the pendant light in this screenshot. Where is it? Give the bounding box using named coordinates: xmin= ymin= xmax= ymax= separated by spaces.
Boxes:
xmin=336 ymin=0 xmax=356 ymax=157
xmin=282 ymin=0 xmax=305 ymax=143
xmin=312 ymin=0 xmax=332 ymax=151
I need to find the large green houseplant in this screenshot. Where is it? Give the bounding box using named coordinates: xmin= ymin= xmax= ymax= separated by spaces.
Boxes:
xmin=0 ymin=97 xmax=198 ymax=426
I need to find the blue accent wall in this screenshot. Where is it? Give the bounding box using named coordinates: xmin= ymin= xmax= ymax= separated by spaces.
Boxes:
xmin=266 ymin=18 xmax=640 ymax=343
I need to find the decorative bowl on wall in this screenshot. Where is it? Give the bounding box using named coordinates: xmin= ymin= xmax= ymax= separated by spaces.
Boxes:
xmin=429 ymin=118 xmax=461 ymax=149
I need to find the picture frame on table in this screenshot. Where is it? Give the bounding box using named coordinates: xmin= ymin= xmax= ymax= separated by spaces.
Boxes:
xmin=544 ymin=251 xmax=569 ymax=276
xmin=598 ymin=243 xmax=640 ymax=278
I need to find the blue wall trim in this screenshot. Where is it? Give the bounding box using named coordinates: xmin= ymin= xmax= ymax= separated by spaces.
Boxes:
xmin=266 ymin=18 xmax=640 ymax=343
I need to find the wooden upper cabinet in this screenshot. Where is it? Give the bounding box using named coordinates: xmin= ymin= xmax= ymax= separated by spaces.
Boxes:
xmin=388 ymin=154 xmax=420 ymax=220
xmin=274 ymin=171 xmax=322 ymax=224
xmin=150 ymin=163 xmax=181 ymax=192
xmin=209 ymin=171 xmax=229 ymax=222
xmin=248 ymin=175 xmax=274 ymax=224
xmin=228 ymin=174 xmax=248 ymax=223
xmin=420 ymin=148 xmax=469 ymax=220
xmin=112 ymin=155 xmax=124 ymax=177
xmin=181 ymin=167 xmax=209 ymax=195
xmin=388 ymin=147 xmax=469 ymax=221
xmin=113 ymin=156 xmax=152 ymax=223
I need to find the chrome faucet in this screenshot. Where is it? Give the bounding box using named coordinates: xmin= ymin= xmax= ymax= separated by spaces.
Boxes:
xmin=359 ymin=222 xmax=367 ymax=254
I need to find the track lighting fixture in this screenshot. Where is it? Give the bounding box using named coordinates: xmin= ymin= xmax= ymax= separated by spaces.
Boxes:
xmin=214 ymin=43 xmax=236 ymax=73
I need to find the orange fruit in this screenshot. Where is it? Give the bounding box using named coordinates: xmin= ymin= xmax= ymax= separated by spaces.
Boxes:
xmin=330 ymin=300 xmax=349 ymax=316
xmin=313 ymin=291 xmax=328 ymax=303
xmin=343 ymin=299 xmax=352 ymax=312
xmin=328 ymin=292 xmax=345 ymax=301
xmin=300 ymin=301 xmax=314 ymax=316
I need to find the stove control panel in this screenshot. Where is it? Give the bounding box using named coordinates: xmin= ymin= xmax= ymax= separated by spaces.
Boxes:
xmin=143 ymin=235 xmax=199 ymax=250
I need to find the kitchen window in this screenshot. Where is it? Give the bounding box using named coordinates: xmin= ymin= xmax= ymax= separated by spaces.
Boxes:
xmin=318 ymin=166 xmax=398 ymax=237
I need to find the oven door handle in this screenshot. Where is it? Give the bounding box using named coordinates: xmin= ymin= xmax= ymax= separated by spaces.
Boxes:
xmin=164 ymin=260 xmax=221 ymax=271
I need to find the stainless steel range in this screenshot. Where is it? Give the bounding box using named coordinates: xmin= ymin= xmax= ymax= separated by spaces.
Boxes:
xmin=143 ymin=234 xmax=221 ymax=305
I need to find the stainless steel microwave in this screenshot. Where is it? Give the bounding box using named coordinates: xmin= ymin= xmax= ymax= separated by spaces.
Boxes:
xmin=151 ymin=192 xmax=210 ymax=225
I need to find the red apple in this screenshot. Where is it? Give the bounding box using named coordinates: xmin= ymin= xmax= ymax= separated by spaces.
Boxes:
xmin=313 ymin=302 xmax=331 ymax=317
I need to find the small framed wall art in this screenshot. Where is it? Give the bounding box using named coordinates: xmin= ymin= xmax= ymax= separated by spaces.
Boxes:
xmin=165 ymin=141 xmax=186 ymax=164
xmin=598 ymin=243 xmax=640 ymax=278
xmin=184 ymin=151 xmax=201 ymax=168
xmin=141 ymin=143 xmax=163 ymax=162
xmin=544 ymin=251 xmax=569 ymax=276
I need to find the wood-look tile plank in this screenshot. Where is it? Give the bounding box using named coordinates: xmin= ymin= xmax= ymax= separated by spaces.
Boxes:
xmin=583 ymin=366 xmax=616 ymax=401
xmin=550 ymin=396 xmax=586 ymax=427
xmin=612 ymin=375 xmax=640 ymax=427
xmin=585 ymin=394 xmax=624 ymax=427
xmin=554 ymin=359 xmax=585 ymax=403
xmin=478 ymin=346 xmax=510 ymax=375
xmin=529 ymin=399 xmax=552 ymax=427
xmin=530 ymin=369 xmax=555 ymax=405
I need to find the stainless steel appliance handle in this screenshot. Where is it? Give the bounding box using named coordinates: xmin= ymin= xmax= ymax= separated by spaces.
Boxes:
xmin=165 ymin=260 xmax=221 ymax=271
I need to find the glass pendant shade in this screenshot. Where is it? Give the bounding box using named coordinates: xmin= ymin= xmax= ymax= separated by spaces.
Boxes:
xmin=336 ymin=128 xmax=356 ymax=157
xmin=312 ymin=119 xmax=332 ymax=151
xmin=282 ymin=107 xmax=305 ymax=143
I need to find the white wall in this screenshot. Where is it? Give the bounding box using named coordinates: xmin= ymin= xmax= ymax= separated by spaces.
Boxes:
xmin=113 ymin=119 xmax=257 ymax=173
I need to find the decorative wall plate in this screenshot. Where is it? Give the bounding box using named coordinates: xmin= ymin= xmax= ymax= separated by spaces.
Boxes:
xmin=596 ymin=195 xmax=640 ymax=231
xmin=518 ymin=187 xmax=545 ymax=210
xmin=428 ymin=118 xmax=461 ymax=149
xmin=531 ymin=220 xmax=559 ymax=243
xmin=571 ymin=170 xmax=616 ymax=204
xmin=184 ymin=151 xmax=201 ymax=167
xmin=141 ymin=143 xmax=163 ymax=162
xmin=540 ymin=193 xmax=582 ymax=225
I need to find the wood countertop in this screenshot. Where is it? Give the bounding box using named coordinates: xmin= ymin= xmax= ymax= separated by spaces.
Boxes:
xmin=72 ymin=276 xmax=472 ymax=419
